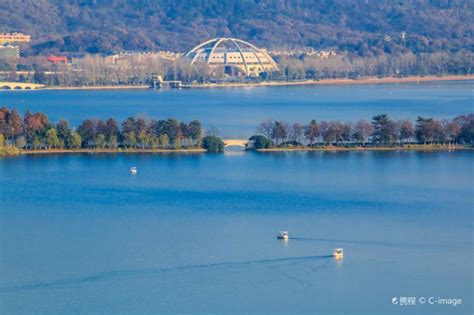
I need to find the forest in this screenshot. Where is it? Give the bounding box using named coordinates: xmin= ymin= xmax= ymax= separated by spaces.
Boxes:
xmin=1 ymin=0 xmax=472 ymax=56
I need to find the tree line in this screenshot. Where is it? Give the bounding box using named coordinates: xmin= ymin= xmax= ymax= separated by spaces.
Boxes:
xmin=0 ymin=107 xmax=207 ymax=150
xmin=253 ymin=114 xmax=474 ymax=148
xmin=275 ymin=51 xmax=473 ymax=81
xmin=2 ymin=50 xmax=471 ymax=87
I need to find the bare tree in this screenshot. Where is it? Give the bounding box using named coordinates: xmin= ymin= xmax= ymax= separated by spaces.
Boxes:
xmin=304 ymin=120 xmax=319 ymax=145
xmin=206 ymin=126 xmax=220 ymax=137
xmin=256 ymin=119 xmax=274 ymax=139
xmin=290 ymin=123 xmax=304 ymax=144
xmin=271 ymin=121 xmax=288 ymax=145
xmin=353 ymin=119 xmax=373 ymax=145
xmin=442 ymin=119 xmax=461 ymax=145
xmin=396 ymin=120 xmax=414 ymax=145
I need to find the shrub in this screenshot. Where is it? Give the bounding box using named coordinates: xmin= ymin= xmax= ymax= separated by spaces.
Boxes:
xmin=202 ymin=136 xmax=224 ymax=152
xmin=249 ymin=135 xmax=274 ymax=149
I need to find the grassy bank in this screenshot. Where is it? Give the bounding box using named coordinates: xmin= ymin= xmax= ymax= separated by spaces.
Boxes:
xmin=1 ymin=144 xmax=471 ymax=157
xmin=257 ymin=144 xmax=473 ymax=152
xmin=0 ymin=146 xmax=21 ymax=157
xmin=0 ymin=147 xmax=206 ymax=157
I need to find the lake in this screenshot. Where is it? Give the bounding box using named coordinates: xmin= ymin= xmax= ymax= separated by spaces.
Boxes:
xmin=1 ymin=81 xmax=473 ymax=137
xmin=0 ymin=82 xmax=473 ymax=314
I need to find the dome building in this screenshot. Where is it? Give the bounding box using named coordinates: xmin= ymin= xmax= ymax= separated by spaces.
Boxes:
xmin=185 ymin=38 xmax=278 ymax=77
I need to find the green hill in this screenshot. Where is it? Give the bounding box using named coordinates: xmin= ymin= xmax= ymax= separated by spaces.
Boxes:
xmin=1 ymin=0 xmax=473 ymax=56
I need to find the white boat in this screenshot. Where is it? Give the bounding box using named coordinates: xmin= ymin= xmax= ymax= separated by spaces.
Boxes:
xmin=277 ymin=231 xmax=289 ymax=240
xmin=333 ymin=248 xmax=344 ymax=259
xmin=130 ymin=167 xmax=137 ymax=174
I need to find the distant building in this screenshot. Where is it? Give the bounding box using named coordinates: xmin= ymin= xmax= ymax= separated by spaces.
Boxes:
xmin=0 ymin=32 xmax=31 ymax=45
xmin=104 ymin=51 xmax=182 ymax=67
xmin=185 ymin=38 xmax=278 ymax=76
xmin=0 ymin=45 xmax=20 ymax=58
xmin=47 ymin=55 xmax=68 ymax=64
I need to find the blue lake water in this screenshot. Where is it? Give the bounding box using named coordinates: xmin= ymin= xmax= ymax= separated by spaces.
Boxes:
xmin=0 ymin=82 xmax=473 ymax=314
xmin=1 ymin=81 xmax=473 ymax=137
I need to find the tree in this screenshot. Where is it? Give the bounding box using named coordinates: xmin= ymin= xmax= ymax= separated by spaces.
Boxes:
xmin=122 ymin=117 xmax=136 ymax=135
xmin=442 ymin=119 xmax=461 ymax=144
xmin=24 ymin=111 xmax=49 ymax=148
xmin=173 ymin=138 xmax=181 ymax=149
xmin=396 ymin=120 xmax=414 ymax=144
xmin=96 ymin=120 xmax=106 ymax=136
xmin=202 ymin=136 xmax=224 ymax=152
xmin=188 ymin=120 xmax=202 ymax=145
xmin=256 ymin=119 xmax=274 ymax=139
xmin=318 ymin=121 xmax=331 ymax=145
xmin=455 ymin=114 xmax=474 ymax=144
xmin=135 ymin=118 xmax=148 ymax=135
xmin=353 ymin=119 xmax=373 ymax=145
xmin=45 ymin=128 xmax=60 ymax=148
xmin=138 ymin=131 xmax=148 ymax=149
xmin=77 ymin=119 xmax=96 ymax=147
xmin=56 ymin=119 xmax=71 ymax=147
xmin=5 ymin=109 xmax=23 ymax=142
xmin=249 ymin=135 xmax=274 ymax=149
xmin=32 ymin=137 xmax=42 ymax=149
xmin=415 ymin=117 xmax=443 ymax=144
xmin=159 ymin=134 xmax=169 ymax=148
xmin=16 ymin=136 xmax=26 ymax=148
xmin=108 ymin=135 xmax=118 ymax=148
xmin=95 ymin=134 xmax=106 ymax=148
xmin=105 ymin=118 xmax=119 ymax=142
xmin=290 ymin=123 xmax=304 ymax=144
xmin=149 ymin=135 xmax=159 ymax=149
xmin=33 ymin=71 xmax=47 ymax=84
xmin=272 ymin=121 xmax=288 ymax=145
xmin=372 ymin=114 xmax=396 ymax=145
xmin=163 ymin=119 xmax=181 ymax=142
xmin=206 ymin=126 xmax=220 ymax=137
xmin=0 ymin=107 xmax=7 ymax=136
xmin=124 ymin=132 xmax=137 ymax=148
xmin=341 ymin=122 xmax=353 ymax=144
xmin=304 ymin=120 xmax=319 ymax=145
xmin=69 ymin=132 xmax=82 ymax=149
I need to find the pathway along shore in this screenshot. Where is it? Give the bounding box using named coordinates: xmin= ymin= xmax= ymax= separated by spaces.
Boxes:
xmin=39 ymin=75 xmax=474 ymax=91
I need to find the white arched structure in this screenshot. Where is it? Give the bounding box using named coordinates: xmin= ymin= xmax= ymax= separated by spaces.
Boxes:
xmin=185 ymin=38 xmax=278 ymax=76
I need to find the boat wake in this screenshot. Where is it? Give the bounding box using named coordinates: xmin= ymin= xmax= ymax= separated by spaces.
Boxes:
xmin=289 ymin=237 xmax=440 ymax=248
xmin=0 ymin=255 xmax=332 ymax=293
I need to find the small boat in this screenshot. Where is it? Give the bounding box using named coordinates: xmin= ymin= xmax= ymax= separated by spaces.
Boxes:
xmin=130 ymin=167 xmax=137 ymax=174
xmin=333 ymin=248 xmax=344 ymax=259
xmin=277 ymin=231 xmax=289 ymax=240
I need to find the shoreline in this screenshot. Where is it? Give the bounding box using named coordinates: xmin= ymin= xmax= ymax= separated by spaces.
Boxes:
xmin=43 ymin=85 xmax=150 ymax=91
xmin=2 ymin=144 xmax=472 ymax=157
xmin=13 ymin=148 xmax=206 ymax=156
xmin=257 ymin=144 xmax=473 ymax=152
xmin=37 ymin=75 xmax=474 ymax=91
xmin=192 ymin=75 xmax=474 ymax=89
